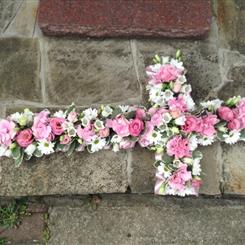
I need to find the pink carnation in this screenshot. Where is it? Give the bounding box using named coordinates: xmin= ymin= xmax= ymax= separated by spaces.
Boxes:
xmin=16 ymin=129 xmax=33 ymax=148
xmin=112 ymin=115 xmax=130 ymax=137
xmin=32 ymin=110 xmax=52 ymax=140
xmin=50 ymin=118 xmax=65 ymax=136
xmin=166 ymin=136 xmax=190 ymax=158
xmin=169 ymin=164 xmax=192 ymax=191
xmin=0 ymin=119 xmax=16 ymax=146
xmin=168 ymin=95 xmax=187 ymax=118
xmin=150 ymin=108 xmax=168 ymax=127
xmin=197 ymin=114 xmax=219 ymax=136
xmin=99 ymin=127 xmax=110 ymax=138
xmin=182 ymin=115 xmax=198 ymax=133
xmin=150 ymin=65 xmax=181 ymax=83
xmin=217 ymin=106 xmax=234 ymax=121
xmin=129 ymin=118 xmax=144 ymax=137
xmin=77 ymin=125 xmax=95 ymax=143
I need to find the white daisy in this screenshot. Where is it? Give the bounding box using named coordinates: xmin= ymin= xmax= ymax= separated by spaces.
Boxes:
xmin=149 ymin=130 xmax=163 ymax=145
xmin=24 ymin=143 xmax=36 ymax=156
xmin=10 ymin=112 xmax=22 ymax=123
xmin=0 ymin=146 xmax=11 ymax=157
xmin=192 ymin=159 xmax=201 ymax=176
xmin=157 ymin=162 xmax=171 ymax=178
xmin=175 ymin=115 xmax=186 ymax=126
xmin=90 ymin=137 xmax=106 ymax=153
xmin=119 ymin=105 xmax=129 ymax=113
xmin=53 ymin=110 xmax=66 ymax=119
xmin=83 ymin=108 xmax=98 ymax=120
xmin=37 ymin=140 xmax=55 ymax=155
xmin=189 ymin=135 xmax=198 ymax=151
xmin=183 ymin=94 xmax=195 ymax=111
xmin=223 ymin=131 xmax=241 ymax=144
xmin=198 ymin=135 xmax=215 ymax=146
xmin=201 ymin=99 xmax=223 ymax=111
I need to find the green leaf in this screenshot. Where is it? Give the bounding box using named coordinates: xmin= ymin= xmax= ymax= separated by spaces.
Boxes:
xmin=162 ymin=155 xmax=174 ymax=165
xmin=125 ymin=111 xmax=135 ymax=120
xmin=217 ymin=131 xmax=225 ymax=141
xmin=111 ymin=107 xmax=122 ymax=118
xmin=65 ymin=103 xmax=75 ymax=116
xmin=240 ymin=129 xmax=245 ymax=140
xmin=192 ymin=151 xmax=203 ymax=160
xmin=11 ymin=146 xmax=21 ymax=160
xmin=67 ymin=141 xmax=76 ymax=156
xmin=14 ymin=151 xmax=24 ymax=167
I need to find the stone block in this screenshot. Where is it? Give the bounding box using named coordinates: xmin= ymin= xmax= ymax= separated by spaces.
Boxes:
xmin=222 ymin=142 xmax=245 ymax=195
xmin=0 ymin=151 xmax=128 ymax=196
xmin=45 ymin=38 xmax=140 ymax=105
xmin=48 ymin=195 xmax=245 ymax=245
xmin=0 ymin=38 xmax=41 ymax=102
xmin=38 ymin=0 xmax=211 ymax=38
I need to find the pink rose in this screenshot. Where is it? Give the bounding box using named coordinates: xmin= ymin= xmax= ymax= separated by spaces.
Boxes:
xmin=228 ymin=119 xmax=241 ymax=130
xmin=16 ymin=129 xmax=33 ymax=148
xmin=50 ymin=118 xmax=65 ymax=136
xmin=182 ymin=115 xmax=198 ymax=133
xmin=0 ymin=119 xmax=16 ymax=146
xmin=112 ymin=115 xmax=130 ymax=137
xmin=167 ymin=136 xmax=190 ymax=158
xmin=135 ymin=108 xmax=146 ymax=120
xmin=60 ymin=135 xmax=71 ymax=145
xmin=77 ymin=125 xmax=95 ymax=143
xmin=67 ymin=111 xmax=78 ymax=122
xmin=129 ymin=118 xmax=144 ymax=137
xmin=218 ymin=106 xmax=234 ymax=121
xmin=99 ymin=127 xmax=110 ymax=138
xmin=169 ymin=164 xmax=192 ymax=191
xmin=151 ymin=65 xmax=181 ymax=83
xmin=119 ymin=139 xmax=136 ymax=149
xmin=32 ymin=110 xmax=52 ymax=140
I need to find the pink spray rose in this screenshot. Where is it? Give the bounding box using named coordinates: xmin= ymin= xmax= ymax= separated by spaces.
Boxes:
xmin=60 ymin=135 xmax=71 ymax=145
xmin=182 ymin=115 xmax=198 ymax=133
xmin=0 ymin=119 xmax=16 ymax=146
xmin=77 ymin=125 xmax=95 ymax=143
xmin=129 ymin=118 xmax=144 ymax=137
xmin=16 ymin=129 xmax=33 ymax=148
xmin=99 ymin=127 xmax=110 ymax=138
xmin=217 ymin=106 xmax=234 ymax=121
xmin=112 ymin=115 xmax=130 ymax=137
xmin=50 ymin=118 xmax=65 ymax=136
xmin=166 ymin=136 xmax=191 ymax=158
xmin=227 ymin=119 xmax=241 ymax=130
xmin=135 ymin=108 xmax=146 ymax=120
xmin=169 ymin=164 xmax=192 ymax=191
xmin=32 ymin=110 xmax=52 ymax=140
xmin=151 ymin=65 xmax=181 ymax=83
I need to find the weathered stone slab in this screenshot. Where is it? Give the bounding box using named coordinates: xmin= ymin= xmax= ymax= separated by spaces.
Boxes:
xmin=222 ymin=142 xmax=245 ymax=195
xmin=135 ymin=39 xmax=221 ymax=104
xmin=130 ymin=144 xmax=222 ymax=195
xmin=45 ymin=38 xmax=140 ymax=105
xmin=0 ymin=151 xmax=128 ymax=196
xmin=5 ymin=0 xmax=39 ymax=37
xmin=48 ymin=195 xmax=245 ymax=245
xmin=38 ymin=0 xmax=211 ymax=38
xmin=0 ymin=38 xmax=41 ymax=102
xmin=0 ymin=0 xmax=23 ymax=33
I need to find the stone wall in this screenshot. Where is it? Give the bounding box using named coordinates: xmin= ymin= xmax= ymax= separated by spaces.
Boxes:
xmin=0 ymin=0 xmax=245 ymax=198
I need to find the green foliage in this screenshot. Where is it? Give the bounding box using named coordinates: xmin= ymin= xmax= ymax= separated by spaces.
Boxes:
xmin=0 ymin=200 xmax=27 ymax=229
xmin=0 ymin=238 xmax=7 ymax=245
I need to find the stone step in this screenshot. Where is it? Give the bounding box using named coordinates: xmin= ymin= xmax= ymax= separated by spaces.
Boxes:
xmin=47 ymin=195 xmax=245 ymax=245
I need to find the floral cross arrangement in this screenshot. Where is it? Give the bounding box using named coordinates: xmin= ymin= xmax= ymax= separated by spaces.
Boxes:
xmin=0 ymin=51 xmax=245 ymax=196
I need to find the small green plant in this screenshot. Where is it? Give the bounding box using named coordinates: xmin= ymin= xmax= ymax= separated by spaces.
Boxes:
xmin=43 ymin=213 xmax=50 ymax=245
xmin=0 ymin=200 xmax=27 ymax=229
xmin=0 ymin=237 xmax=7 ymax=245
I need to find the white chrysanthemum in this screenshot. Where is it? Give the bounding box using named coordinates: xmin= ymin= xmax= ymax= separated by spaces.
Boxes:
xmin=0 ymin=146 xmax=11 ymax=157
xmin=176 ymin=75 xmax=187 ymax=84
xmin=181 ymin=84 xmax=192 ymax=94
xmin=198 ymin=135 xmax=215 ymax=146
xmin=24 ymin=144 xmax=36 ymax=156
xmin=189 ymin=135 xmax=198 ymax=151
xmin=157 ymin=162 xmax=171 ymax=178
xmin=90 ymin=137 xmax=106 ymax=153
xmin=161 ymin=56 xmax=169 ymax=64
xmin=192 ymin=159 xmax=201 ymax=176
xmin=83 ymin=108 xmax=98 ymax=120
xmin=111 ymin=135 xmax=122 ymax=143
xmin=223 ymin=131 xmax=241 ymax=144
xmin=101 ymin=105 xmax=113 ymax=117
xmin=183 ymin=94 xmax=195 ymax=111
xmin=175 ymin=115 xmax=186 ymax=126
xmin=170 ymin=58 xmax=184 ymax=71
xmin=201 ymin=99 xmax=223 ymax=111
xmin=54 ymin=110 xmax=66 ymax=118
xmin=37 ymin=140 xmax=55 ymax=155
